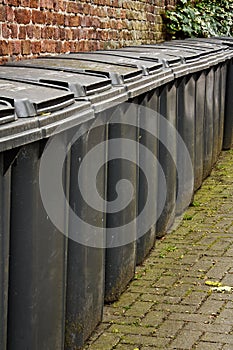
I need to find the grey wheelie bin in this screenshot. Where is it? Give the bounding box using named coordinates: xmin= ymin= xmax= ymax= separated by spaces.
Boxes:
xmin=6 ymin=58 xmax=140 ymax=302
xmin=11 ymin=55 xmax=173 ymax=297
xmin=138 ymin=42 xmax=228 ymax=180
xmin=1 ymin=63 xmax=128 ymax=348
xmin=59 ymin=52 xmax=175 ymax=264
xmin=68 ymin=51 xmax=178 ymax=263
xmin=190 ymin=37 xmax=233 ymax=150
xmin=183 ymin=38 xmax=231 ymax=158
xmin=0 ymin=78 xmax=96 ymax=350
xmin=118 ymin=46 xmax=206 ymax=227
xmin=0 ymin=102 xmax=17 ymax=350
xmin=160 ymin=40 xmax=230 ymax=169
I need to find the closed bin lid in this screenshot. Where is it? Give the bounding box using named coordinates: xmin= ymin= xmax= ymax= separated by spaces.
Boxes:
xmin=122 ymin=44 xmax=229 ymax=72
xmin=0 ymin=66 xmax=112 ymax=97
xmin=167 ymin=41 xmax=231 ymax=64
xmin=2 ymin=65 xmax=128 ymax=113
xmin=0 ymin=78 xmax=74 ymax=118
xmin=8 ymin=56 xmax=175 ymax=98
xmin=185 ymin=38 xmax=233 ymax=54
xmin=117 ymin=46 xmax=208 ymax=76
xmin=60 ymin=52 xmax=164 ymax=76
xmin=215 ymin=37 xmax=233 ymax=44
xmin=10 ymin=57 xmax=143 ymax=86
xmin=118 ymin=46 xmax=197 ymax=65
xmin=0 ymin=100 xmax=16 ymax=125
xmin=159 ymin=41 xmax=229 ymax=59
xmin=0 ymin=79 xmax=74 ymax=118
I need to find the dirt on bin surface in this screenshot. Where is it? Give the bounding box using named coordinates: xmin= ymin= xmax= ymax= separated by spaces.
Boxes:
xmin=85 ymin=149 xmax=233 ymax=350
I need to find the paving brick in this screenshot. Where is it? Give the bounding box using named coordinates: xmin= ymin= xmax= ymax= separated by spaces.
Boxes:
xmin=201 ymin=332 xmax=233 ymax=344
xmin=107 ymin=324 xmax=155 ymax=336
xmin=222 ymin=345 xmax=233 ymax=350
xmin=141 ymin=310 xmax=169 ymax=327
xmin=168 ymin=313 xmax=210 ymax=323
xmin=194 ymin=341 xmax=223 ymax=350
xmin=169 ymin=330 xmax=203 ymax=349
xmin=156 ymin=319 xmax=184 ymax=337
xmin=197 ymin=299 xmax=225 ymax=315
xmin=87 ymin=333 xmax=121 ymax=350
xmin=184 ymin=321 xmax=232 ymax=334
xmin=214 ymin=309 xmax=233 ymax=325
xmin=121 ymin=334 xmax=170 ymax=347
xmin=124 ymin=301 xmax=154 ymax=318
xmin=181 ymin=291 xmax=207 ymax=306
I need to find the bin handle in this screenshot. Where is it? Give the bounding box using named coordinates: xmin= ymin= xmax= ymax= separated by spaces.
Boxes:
xmin=0 ymin=100 xmax=13 ymax=107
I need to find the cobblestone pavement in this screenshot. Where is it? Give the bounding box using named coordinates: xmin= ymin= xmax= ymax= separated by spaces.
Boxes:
xmin=85 ymin=149 xmax=233 ymax=350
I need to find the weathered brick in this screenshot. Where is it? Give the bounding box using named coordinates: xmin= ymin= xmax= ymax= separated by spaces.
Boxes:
xmin=31 ymin=40 xmax=41 ymax=53
xmin=11 ymin=40 xmax=21 ymax=54
xmin=0 ymin=40 xmax=10 ymax=55
xmin=18 ymin=25 xmax=27 ymax=39
xmin=21 ymin=39 xmax=31 ymax=54
xmin=20 ymin=0 xmax=30 ymax=7
xmin=69 ymin=15 xmax=81 ymax=27
xmin=0 ymin=4 xmax=6 ymax=21
xmin=32 ymin=9 xmax=45 ymax=24
xmin=14 ymin=8 xmax=31 ymax=24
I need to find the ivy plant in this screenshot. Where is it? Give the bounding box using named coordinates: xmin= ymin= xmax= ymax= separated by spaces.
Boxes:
xmin=165 ymin=0 xmax=233 ymax=39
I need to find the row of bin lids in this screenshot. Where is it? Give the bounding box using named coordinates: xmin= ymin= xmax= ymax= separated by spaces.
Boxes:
xmin=0 ymin=37 xmax=233 ymax=122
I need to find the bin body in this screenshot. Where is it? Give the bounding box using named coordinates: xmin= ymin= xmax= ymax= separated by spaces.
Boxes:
xmin=105 ymin=104 xmax=137 ymax=301
xmin=136 ymin=90 xmax=159 ymax=264
xmin=7 ymin=140 xmax=68 ymax=350
xmin=0 ymin=153 xmax=11 ymax=350
xmin=223 ymin=60 xmax=233 ymax=149
xmin=194 ymin=71 xmax=205 ymax=190
xmin=66 ymin=119 xmax=106 ymax=349
xmin=175 ymin=74 xmax=195 ymax=215
xmin=157 ymin=82 xmax=177 ymax=235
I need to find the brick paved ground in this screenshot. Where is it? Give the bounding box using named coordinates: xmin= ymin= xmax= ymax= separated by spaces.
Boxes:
xmin=85 ymin=149 xmax=233 ymax=350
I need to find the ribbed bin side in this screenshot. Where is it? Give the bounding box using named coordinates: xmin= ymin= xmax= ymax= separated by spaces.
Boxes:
xmin=218 ymin=62 xmax=228 ymax=153
xmin=157 ymin=82 xmax=177 ymax=237
xmin=223 ymin=60 xmax=233 ymax=150
xmin=203 ymin=68 xmax=215 ymax=179
xmin=194 ymin=71 xmax=205 ymax=191
xmin=212 ymin=65 xmax=222 ymax=165
xmin=176 ymin=75 xmax=195 ymax=216
xmin=105 ymin=104 xmax=137 ymax=302
xmin=65 ymin=120 xmax=106 ymax=350
xmin=7 ymin=141 xmax=68 ymax=350
xmin=0 ymin=154 xmax=11 ymax=350
xmin=136 ymin=90 xmax=159 ymax=265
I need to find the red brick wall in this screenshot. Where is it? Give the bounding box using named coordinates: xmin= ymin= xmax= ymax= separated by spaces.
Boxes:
xmin=0 ymin=0 xmax=176 ymax=64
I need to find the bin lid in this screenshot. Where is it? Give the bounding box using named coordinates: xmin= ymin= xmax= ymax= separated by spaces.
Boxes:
xmin=61 ymin=53 xmax=164 ymax=76
xmin=0 ymin=78 xmax=74 ymax=118
xmin=117 ymin=46 xmax=209 ymax=76
xmin=118 ymin=46 xmax=184 ymax=66
xmin=214 ymin=37 xmax=233 ymax=45
xmin=0 ymin=66 xmax=112 ymax=97
xmin=10 ymin=57 xmax=143 ymax=86
xmin=0 ymin=100 xmax=16 ymax=125
xmin=186 ymin=37 xmax=233 ymax=49
xmin=159 ymin=41 xmax=228 ymax=55
xmin=160 ymin=41 xmax=231 ymax=63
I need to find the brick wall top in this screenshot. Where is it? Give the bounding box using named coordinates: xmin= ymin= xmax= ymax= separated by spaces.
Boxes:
xmin=0 ymin=0 xmax=176 ymax=63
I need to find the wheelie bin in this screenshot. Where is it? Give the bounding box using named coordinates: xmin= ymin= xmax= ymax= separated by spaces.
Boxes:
xmin=0 ymin=77 xmax=96 ymax=350
xmin=188 ymin=37 xmax=233 ymax=151
xmin=160 ymin=40 xmax=230 ymax=170
xmin=10 ymin=54 xmax=173 ymax=298
xmin=0 ymin=102 xmax=16 ymax=350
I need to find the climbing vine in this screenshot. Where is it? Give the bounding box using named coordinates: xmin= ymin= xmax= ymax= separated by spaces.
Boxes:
xmin=165 ymin=0 xmax=233 ymax=39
